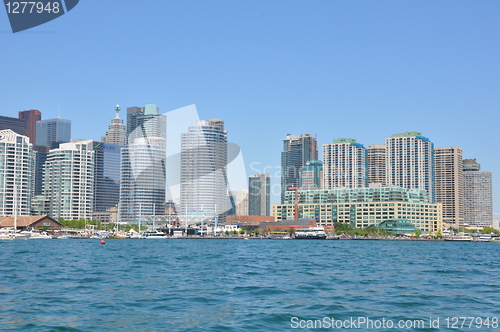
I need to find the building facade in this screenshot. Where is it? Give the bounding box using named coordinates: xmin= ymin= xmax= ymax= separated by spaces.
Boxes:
xmin=248 ymin=173 xmax=271 ymax=216
xmin=0 ymin=115 xmax=26 ymax=136
xmin=281 ymin=134 xmax=317 ymax=203
xmin=323 ymin=139 xmax=368 ymax=189
xmin=299 ymin=160 xmax=322 ymax=190
xmin=385 ymin=132 xmax=435 ymax=202
xmin=126 ymin=104 xmax=165 ymax=144
xmin=101 ymin=105 xmax=127 ymax=146
xmin=0 ymin=129 xmax=33 ymax=216
xmin=227 ymin=190 xmax=248 ymax=216
xmin=18 ymin=109 xmax=41 ymax=144
xmin=180 ymin=119 xmax=227 ymax=221
xmin=463 ymin=159 xmax=492 ymax=227
xmin=119 ymin=137 xmax=166 ymax=223
xmin=36 ymin=118 xmax=71 ymax=148
xmin=434 ymin=147 xmax=463 ymax=228
xmin=367 ymin=144 xmax=386 ymax=186
xmin=43 ymin=139 xmax=94 ymax=220
xmin=273 ymin=187 xmax=442 ymax=233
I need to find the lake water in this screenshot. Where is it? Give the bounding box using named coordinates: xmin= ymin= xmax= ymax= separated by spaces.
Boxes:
xmin=1 ymin=239 xmax=500 ymax=331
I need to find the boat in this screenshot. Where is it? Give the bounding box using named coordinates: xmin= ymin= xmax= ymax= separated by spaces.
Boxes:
xmin=444 ymin=234 xmax=472 ymax=241
xmin=108 ymin=233 xmax=131 ymax=239
xmin=28 ymin=231 xmax=51 ymax=239
xmin=294 ymin=227 xmax=327 ymax=240
xmin=142 ymin=230 xmax=168 ymax=239
xmin=488 ymin=238 xmax=500 ymax=243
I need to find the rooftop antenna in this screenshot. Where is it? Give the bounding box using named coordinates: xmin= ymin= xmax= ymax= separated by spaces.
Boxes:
xmin=57 ymin=100 xmax=61 ymax=119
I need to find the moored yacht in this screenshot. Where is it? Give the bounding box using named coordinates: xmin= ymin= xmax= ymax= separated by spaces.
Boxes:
xmin=294 ymin=227 xmax=327 ymax=240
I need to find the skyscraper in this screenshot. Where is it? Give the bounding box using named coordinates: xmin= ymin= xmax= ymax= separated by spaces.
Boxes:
xmin=126 ymin=103 xmax=165 ymax=144
xmin=299 ymin=160 xmax=323 ymax=190
xmin=435 ymin=147 xmax=463 ymax=228
xmin=0 ymin=115 xmax=26 ymax=136
xmin=385 ymin=132 xmax=435 ymax=202
xmin=463 ymin=159 xmax=492 ymax=227
xmin=119 ymin=137 xmax=166 ymax=223
xmin=0 ymin=129 xmax=33 ymax=216
xmin=18 ymin=109 xmax=41 ymax=144
xmin=248 ymin=173 xmax=270 ymax=216
xmin=180 ymin=119 xmax=227 ymax=220
xmin=44 ymin=139 xmax=94 ymax=220
xmin=281 ymin=134 xmax=317 ymax=203
xmin=367 ymin=144 xmax=386 ymax=186
xmin=323 ymin=139 xmax=368 ymax=189
xmin=36 ymin=118 xmax=71 ymax=148
xmin=91 ymin=141 xmax=123 ymax=213
xmin=227 ymin=190 xmax=248 ymax=216
xmin=101 ymin=105 xmax=127 ymax=146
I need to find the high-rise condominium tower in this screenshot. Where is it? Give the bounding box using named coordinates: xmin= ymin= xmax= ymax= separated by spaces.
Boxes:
xmin=36 ymin=118 xmax=71 ymax=148
xmin=281 ymin=134 xmax=317 ymax=203
xmin=385 ymin=132 xmax=434 ymax=202
xmin=101 ymin=105 xmax=127 ymax=146
xmin=367 ymin=144 xmax=386 ymax=186
xmin=180 ymin=119 xmax=227 ymax=220
xmin=119 ymin=137 xmax=166 ymax=223
xmin=323 ymin=139 xmax=367 ymax=189
xmin=463 ymin=159 xmax=492 ymax=227
xmin=248 ymin=173 xmax=271 ymax=216
xmin=434 ymin=147 xmax=463 ymax=228
xmin=126 ymin=103 xmax=165 ymax=144
xmin=18 ymin=109 xmax=41 ymax=144
xmin=44 ymin=140 xmax=94 ymax=220
xmin=0 ymin=129 xmax=33 ymax=216
xmin=299 ymin=160 xmax=323 ymax=190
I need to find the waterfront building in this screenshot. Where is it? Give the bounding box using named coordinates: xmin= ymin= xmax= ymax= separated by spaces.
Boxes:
xmin=0 ymin=115 xmax=26 ymax=136
xmin=227 ymin=190 xmax=248 ymax=216
xmin=36 ymin=117 xmax=71 ymax=148
xmin=273 ymin=186 xmax=442 ymax=233
xmin=434 ymin=147 xmax=463 ymax=228
xmin=33 ymin=145 xmax=49 ymax=196
xmin=323 ymin=139 xmax=367 ymax=189
xmin=367 ymin=144 xmax=386 ymax=186
xmin=126 ymin=104 xmax=165 ymax=144
xmin=385 ymin=132 xmax=435 ymax=202
xmin=463 ymin=159 xmax=492 ymax=227
xmin=119 ymin=137 xmax=166 ymax=223
xmin=180 ymin=119 xmax=227 ymax=221
xmin=248 ymin=173 xmax=271 ymax=216
xmin=91 ymin=141 xmax=123 ymax=213
xmin=43 ymin=139 xmax=94 ymax=220
xmin=18 ymin=109 xmax=41 ymax=144
xmin=281 ymin=134 xmax=317 ymax=203
xmin=101 ymin=105 xmax=127 ymax=146
xmin=0 ymin=129 xmax=33 ymax=216
xmin=299 ymin=160 xmax=322 ymax=190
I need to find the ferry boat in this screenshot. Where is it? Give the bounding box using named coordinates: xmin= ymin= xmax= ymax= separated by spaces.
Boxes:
xmin=444 ymin=234 xmax=472 ymax=241
xmin=294 ymin=227 xmax=327 ymax=240
xmin=142 ymin=230 xmax=168 ymax=239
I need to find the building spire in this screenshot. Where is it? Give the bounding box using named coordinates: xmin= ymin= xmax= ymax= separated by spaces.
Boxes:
xmin=115 ymin=104 xmax=121 ymax=119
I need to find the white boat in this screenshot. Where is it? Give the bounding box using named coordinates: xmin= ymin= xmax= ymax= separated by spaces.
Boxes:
xmin=444 ymin=235 xmax=472 ymax=241
xmin=28 ymin=231 xmax=52 ymax=239
xmin=0 ymin=229 xmax=30 ymax=240
xmin=142 ymin=230 xmax=169 ymax=239
xmin=294 ymin=227 xmax=327 ymax=240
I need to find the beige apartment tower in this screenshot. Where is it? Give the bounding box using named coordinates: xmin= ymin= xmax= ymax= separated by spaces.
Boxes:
xmin=434 ymin=147 xmax=463 ymax=228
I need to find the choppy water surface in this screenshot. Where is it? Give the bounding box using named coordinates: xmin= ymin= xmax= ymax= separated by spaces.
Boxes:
xmin=1 ymin=239 xmax=500 ymax=331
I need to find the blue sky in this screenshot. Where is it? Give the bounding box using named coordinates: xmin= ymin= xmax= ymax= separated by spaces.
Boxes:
xmin=1 ymin=1 xmax=499 ymax=213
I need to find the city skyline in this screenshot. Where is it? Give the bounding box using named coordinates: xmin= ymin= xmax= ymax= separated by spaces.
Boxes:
xmin=1 ymin=1 xmax=498 ymax=214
